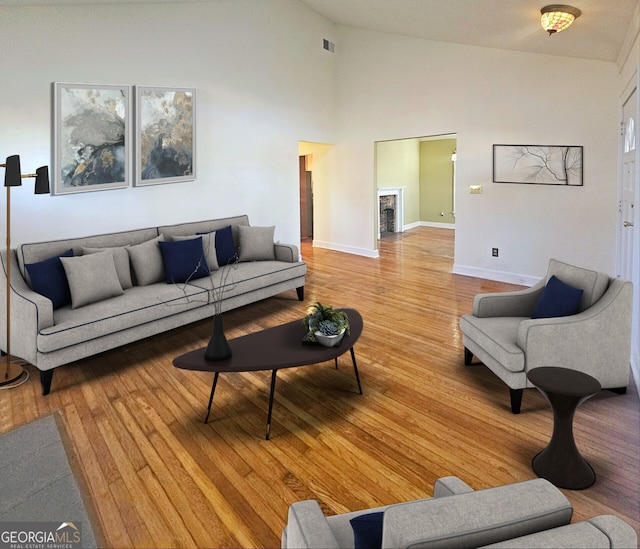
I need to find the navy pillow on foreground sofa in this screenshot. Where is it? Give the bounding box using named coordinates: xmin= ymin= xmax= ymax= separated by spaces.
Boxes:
xmin=350 ymin=511 xmax=384 ymax=549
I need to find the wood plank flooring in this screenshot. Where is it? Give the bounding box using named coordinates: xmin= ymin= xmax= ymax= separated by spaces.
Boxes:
xmin=2 ymin=227 xmax=638 ymax=547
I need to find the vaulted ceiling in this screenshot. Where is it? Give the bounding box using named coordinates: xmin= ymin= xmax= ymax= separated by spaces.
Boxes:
xmin=299 ymin=0 xmax=638 ymax=63
xmin=1 ymin=0 xmax=638 ymax=63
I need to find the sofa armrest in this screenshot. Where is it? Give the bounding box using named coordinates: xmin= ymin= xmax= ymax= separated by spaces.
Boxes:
xmin=473 ymin=281 xmax=544 ymax=318
xmin=381 ymin=478 xmax=572 ymax=549
xmin=283 ymin=500 xmax=340 ymax=549
xmin=480 ymin=515 xmax=637 ymax=548
xmin=433 ymin=476 xmax=475 ymax=498
xmin=1 ymin=250 xmax=54 ymax=362
xmin=517 ymin=279 xmax=633 ymax=387
xmin=274 ymin=243 xmax=300 ymax=263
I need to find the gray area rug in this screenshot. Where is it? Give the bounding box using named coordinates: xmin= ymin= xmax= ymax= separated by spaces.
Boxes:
xmin=0 ymin=414 xmax=99 ymax=548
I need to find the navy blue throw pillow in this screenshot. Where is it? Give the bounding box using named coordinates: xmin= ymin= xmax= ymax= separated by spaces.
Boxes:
xmin=531 ymin=275 xmax=584 ymax=319
xmin=158 ymin=237 xmax=210 ymax=283
xmin=25 ymin=249 xmax=74 ymax=309
xmin=215 ymin=225 xmax=238 ymax=266
xmin=350 ymin=511 xmax=384 ymax=549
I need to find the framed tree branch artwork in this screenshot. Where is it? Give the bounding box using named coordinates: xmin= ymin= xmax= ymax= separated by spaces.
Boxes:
xmin=53 ymin=83 xmax=131 ymax=194
xmin=493 ymin=145 xmax=583 ymax=186
xmin=135 ymin=86 xmax=195 ymax=186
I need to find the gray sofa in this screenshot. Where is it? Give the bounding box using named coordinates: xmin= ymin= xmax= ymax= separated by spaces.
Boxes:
xmin=282 ymin=476 xmax=637 ymax=548
xmin=0 ymin=215 xmax=306 ymax=395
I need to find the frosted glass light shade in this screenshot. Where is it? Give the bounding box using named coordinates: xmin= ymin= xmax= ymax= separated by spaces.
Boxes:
xmin=540 ymin=5 xmax=581 ymax=35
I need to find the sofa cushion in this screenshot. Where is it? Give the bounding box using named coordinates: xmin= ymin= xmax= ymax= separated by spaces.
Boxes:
xmin=127 ymin=235 xmax=165 ymax=286
xmin=60 ymin=251 xmax=124 ymax=309
xmin=215 ymin=225 xmax=238 ymax=266
xmin=38 ymin=260 xmax=307 ymax=354
xmin=531 ymin=275 xmax=584 ymax=319
xmin=159 ymin=238 xmax=210 ymax=283
xmin=174 ymin=232 xmax=219 ymax=271
xmin=25 ymin=249 xmax=74 ymax=310
xmin=238 ymin=225 xmax=275 ymax=262
xmin=82 ymin=245 xmax=133 ymax=289
xmin=350 ymin=512 xmax=383 ymax=549
xmin=459 ymin=315 xmax=526 ymax=373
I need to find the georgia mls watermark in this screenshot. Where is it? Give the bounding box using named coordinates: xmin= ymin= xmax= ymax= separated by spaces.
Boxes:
xmin=1 ymin=522 xmax=83 ymax=549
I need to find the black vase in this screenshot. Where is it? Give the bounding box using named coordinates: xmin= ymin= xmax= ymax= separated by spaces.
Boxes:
xmin=204 ymin=314 xmax=232 ymax=361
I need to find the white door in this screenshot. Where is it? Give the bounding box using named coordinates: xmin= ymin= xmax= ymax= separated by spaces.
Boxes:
xmin=617 ymin=86 xmax=637 ymax=280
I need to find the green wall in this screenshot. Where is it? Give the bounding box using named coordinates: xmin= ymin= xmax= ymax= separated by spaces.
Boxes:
xmin=420 ymin=139 xmax=456 ymax=224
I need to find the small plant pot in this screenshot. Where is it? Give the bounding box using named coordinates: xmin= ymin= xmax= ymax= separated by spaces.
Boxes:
xmin=314 ymin=329 xmax=345 ymax=347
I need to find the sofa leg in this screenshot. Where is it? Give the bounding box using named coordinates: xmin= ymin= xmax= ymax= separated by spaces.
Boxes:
xmin=464 ymin=347 xmax=474 ymax=365
xmin=296 ymin=286 xmax=304 ymax=301
xmin=609 ymin=387 xmax=627 ymax=395
xmin=510 ymin=389 xmax=523 ymax=414
xmin=40 ymin=370 xmax=53 ymax=396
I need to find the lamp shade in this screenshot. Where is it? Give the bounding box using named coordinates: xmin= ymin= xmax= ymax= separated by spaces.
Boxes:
xmin=3 ymin=155 xmax=21 ymax=187
xmin=34 ymin=166 xmax=50 ymax=194
xmin=540 ymin=5 xmax=581 ymax=35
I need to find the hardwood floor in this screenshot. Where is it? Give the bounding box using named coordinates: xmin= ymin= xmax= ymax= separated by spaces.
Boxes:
xmin=2 ymin=227 xmax=639 ymax=548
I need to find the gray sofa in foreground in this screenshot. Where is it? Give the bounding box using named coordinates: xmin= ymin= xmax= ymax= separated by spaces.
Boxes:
xmin=0 ymin=215 xmax=306 ymax=395
xmin=282 ymin=476 xmax=637 ymax=548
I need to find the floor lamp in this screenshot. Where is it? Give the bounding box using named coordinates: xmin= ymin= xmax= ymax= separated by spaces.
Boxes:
xmin=1 ymin=155 xmax=50 ymax=387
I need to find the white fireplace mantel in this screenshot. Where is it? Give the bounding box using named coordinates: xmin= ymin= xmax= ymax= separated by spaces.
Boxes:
xmin=377 ymin=187 xmax=405 ymax=238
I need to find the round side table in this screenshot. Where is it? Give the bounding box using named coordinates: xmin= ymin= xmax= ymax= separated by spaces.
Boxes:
xmin=527 ymin=367 xmax=601 ymax=490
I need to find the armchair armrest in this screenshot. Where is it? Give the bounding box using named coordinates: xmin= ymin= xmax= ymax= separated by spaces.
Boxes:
xmin=274 ymin=243 xmax=301 ymax=263
xmin=381 ymin=478 xmax=572 ymax=549
xmin=517 ymin=279 xmax=633 ymax=387
xmin=283 ymin=500 xmax=340 ymax=549
xmin=433 ymin=476 xmax=475 ymax=497
xmin=473 ymin=281 xmax=544 ymax=318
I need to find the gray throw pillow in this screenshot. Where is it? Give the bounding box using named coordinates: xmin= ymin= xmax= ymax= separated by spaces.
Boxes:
xmin=82 ymin=245 xmax=133 ymax=289
xmin=173 ymin=232 xmax=219 ymax=270
xmin=238 ymin=225 xmax=275 ymax=262
xmin=60 ymin=250 xmax=124 ymax=309
xmin=127 ymin=235 xmax=165 ymax=286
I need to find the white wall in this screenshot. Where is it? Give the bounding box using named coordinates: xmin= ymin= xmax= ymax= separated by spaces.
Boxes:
xmin=316 ymin=26 xmax=621 ymax=282
xmin=0 ymin=0 xmax=336 ymax=247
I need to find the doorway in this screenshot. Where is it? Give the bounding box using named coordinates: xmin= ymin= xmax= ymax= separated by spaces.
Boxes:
xmin=298 ymin=141 xmax=334 ymax=242
xmin=375 ymin=134 xmax=457 ymax=240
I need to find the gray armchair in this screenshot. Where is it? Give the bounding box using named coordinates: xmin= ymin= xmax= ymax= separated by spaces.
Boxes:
xmin=459 ymin=259 xmax=633 ymax=413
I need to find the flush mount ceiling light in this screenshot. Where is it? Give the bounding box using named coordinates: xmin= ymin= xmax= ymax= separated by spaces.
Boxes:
xmin=540 ymin=4 xmax=582 ymax=35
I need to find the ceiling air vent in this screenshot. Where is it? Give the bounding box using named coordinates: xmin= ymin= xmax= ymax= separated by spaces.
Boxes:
xmin=323 ymin=39 xmax=335 ymax=53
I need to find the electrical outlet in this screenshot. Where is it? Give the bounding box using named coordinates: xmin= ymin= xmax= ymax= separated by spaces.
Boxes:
xmin=492 ymin=248 xmax=499 ymax=257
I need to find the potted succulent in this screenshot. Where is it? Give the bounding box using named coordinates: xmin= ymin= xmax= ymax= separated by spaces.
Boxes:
xmin=302 ymin=302 xmax=350 ymax=346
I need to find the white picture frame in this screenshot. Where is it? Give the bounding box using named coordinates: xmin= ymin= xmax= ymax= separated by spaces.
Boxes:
xmin=53 ymin=82 xmax=131 ymax=194
xmin=135 ymin=86 xmax=196 ymax=186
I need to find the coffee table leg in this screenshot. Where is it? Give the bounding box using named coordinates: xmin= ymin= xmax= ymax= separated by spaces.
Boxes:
xmin=350 ymin=347 xmax=363 ymax=395
xmin=266 ymin=370 xmax=278 ymax=440
xmin=205 ymin=372 xmax=220 ymax=424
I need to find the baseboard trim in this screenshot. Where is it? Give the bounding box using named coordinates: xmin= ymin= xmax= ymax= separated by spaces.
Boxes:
xmin=312 ymin=240 xmax=379 ymax=258
xmin=452 ymin=264 xmax=540 ymax=287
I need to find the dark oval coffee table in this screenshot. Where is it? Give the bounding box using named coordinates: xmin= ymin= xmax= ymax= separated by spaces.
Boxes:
xmin=527 ymin=367 xmax=601 ymax=490
xmin=173 ymin=308 xmax=363 ymax=439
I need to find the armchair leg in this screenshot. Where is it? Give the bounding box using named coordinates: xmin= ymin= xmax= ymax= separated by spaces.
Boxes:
xmin=509 ymin=389 xmax=523 ymax=414
xmin=296 ymin=286 xmax=304 ymax=301
xmin=609 ymin=387 xmax=627 ymax=395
